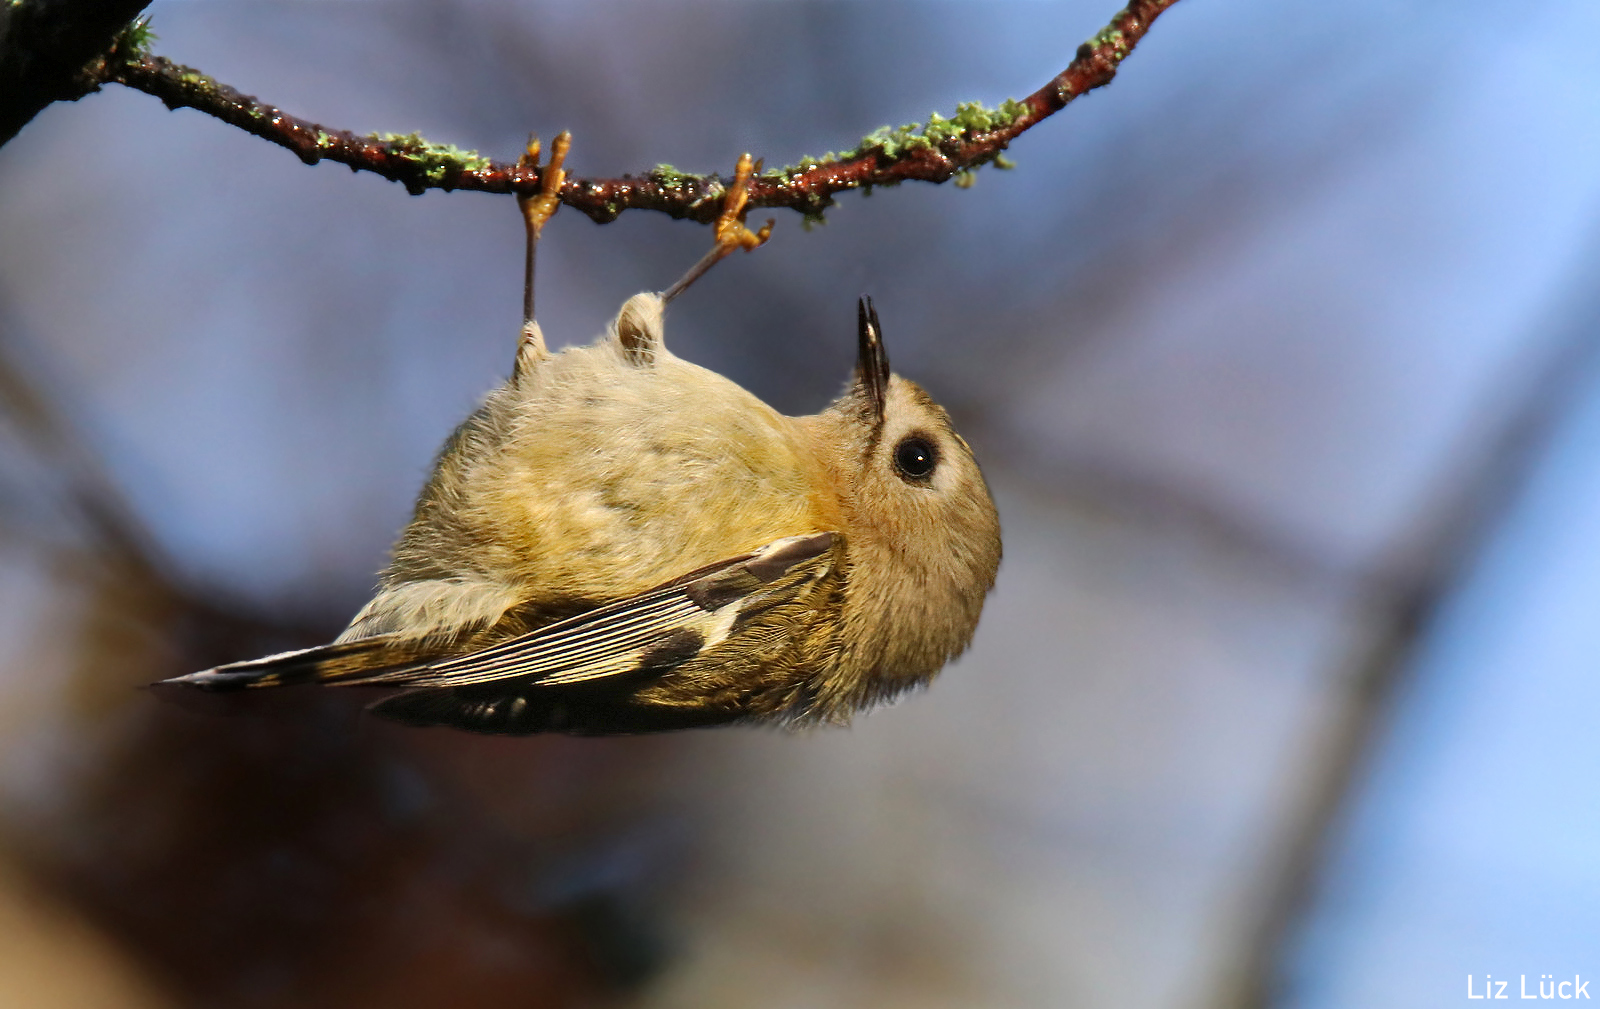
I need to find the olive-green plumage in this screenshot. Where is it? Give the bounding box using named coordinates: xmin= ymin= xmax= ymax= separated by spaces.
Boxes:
xmin=164 ymin=294 xmax=1001 ymax=735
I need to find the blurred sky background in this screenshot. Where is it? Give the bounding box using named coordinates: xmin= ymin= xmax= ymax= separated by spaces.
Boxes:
xmin=0 ymin=0 xmax=1598 ymax=1007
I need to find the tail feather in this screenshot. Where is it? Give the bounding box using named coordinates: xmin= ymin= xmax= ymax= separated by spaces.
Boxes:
xmin=160 ymin=635 xmax=437 ymax=691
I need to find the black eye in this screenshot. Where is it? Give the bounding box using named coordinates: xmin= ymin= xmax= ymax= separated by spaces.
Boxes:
xmin=893 ymin=435 xmax=939 ymax=481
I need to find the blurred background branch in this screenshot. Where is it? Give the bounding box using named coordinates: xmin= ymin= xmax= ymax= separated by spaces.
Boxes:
xmin=1213 ymin=237 xmax=1600 ymax=1007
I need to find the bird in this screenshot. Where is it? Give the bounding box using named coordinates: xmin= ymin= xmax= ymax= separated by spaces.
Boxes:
xmin=157 ymin=146 xmax=1001 ymax=735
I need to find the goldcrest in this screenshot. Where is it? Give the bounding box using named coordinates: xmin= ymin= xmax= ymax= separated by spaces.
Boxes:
xmin=162 ymin=294 xmax=1001 ymax=735
xmin=164 ymin=139 xmax=998 ymax=733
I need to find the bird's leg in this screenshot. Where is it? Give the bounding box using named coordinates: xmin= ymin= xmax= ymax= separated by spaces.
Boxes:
xmin=661 ymin=152 xmax=774 ymax=304
xmin=514 ymin=131 xmax=569 ymax=374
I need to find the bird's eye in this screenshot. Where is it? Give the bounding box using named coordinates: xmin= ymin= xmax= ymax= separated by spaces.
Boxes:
xmin=893 ymin=435 xmax=939 ymax=482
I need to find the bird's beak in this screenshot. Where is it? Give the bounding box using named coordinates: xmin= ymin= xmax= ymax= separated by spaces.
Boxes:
xmin=855 ymin=296 xmax=890 ymax=420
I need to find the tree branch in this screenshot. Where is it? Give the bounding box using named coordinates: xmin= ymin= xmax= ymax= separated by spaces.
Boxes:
xmin=103 ymin=0 xmax=1182 ymax=222
xmin=0 ymin=0 xmax=151 ymax=145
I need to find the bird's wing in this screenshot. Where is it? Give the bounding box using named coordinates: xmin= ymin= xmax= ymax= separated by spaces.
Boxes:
xmin=160 ymin=532 xmax=835 ymax=694
xmin=157 ymin=634 xmax=432 ymax=691
xmin=161 ymin=531 xmax=836 ymax=698
xmin=354 ymin=531 xmax=835 ymax=689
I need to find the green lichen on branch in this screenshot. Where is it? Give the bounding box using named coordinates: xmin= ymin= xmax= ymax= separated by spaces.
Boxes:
xmin=1085 ymin=25 xmax=1132 ymax=63
xmin=91 ymin=0 xmax=1183 ymax=216
xmin=69 ymin=14 xmax=156 ymax=95
xmin=769 ymin=98 xmax=1029 ymax=178
xmin=649 ymin=164 xmax=701 ymax=186
xmin=112 ymin=15 xmax=156 ymax=57
xmin=372 ymin=132 xmax=492 ymax=183
xmin=877 ymin=97 xmax=1030 ymax=153
xmin=135 ymin=55 xmax=230 ymax=108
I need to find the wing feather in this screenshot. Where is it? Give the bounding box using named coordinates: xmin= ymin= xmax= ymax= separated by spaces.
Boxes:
xmin=346 ymin=532 xmax=835 ymax=690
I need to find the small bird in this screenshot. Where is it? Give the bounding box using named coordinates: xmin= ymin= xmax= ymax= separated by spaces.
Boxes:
xmin=160 ymin=146 xmax=1001 ymax=735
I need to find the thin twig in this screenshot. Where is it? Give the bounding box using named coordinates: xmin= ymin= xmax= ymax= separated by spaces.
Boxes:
xmin=103 ymin=0 xmax=1182 ymax=221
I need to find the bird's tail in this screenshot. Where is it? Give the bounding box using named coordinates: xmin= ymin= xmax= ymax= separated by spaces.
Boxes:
xmin=158 ymin=635 xmax=435 ymax=692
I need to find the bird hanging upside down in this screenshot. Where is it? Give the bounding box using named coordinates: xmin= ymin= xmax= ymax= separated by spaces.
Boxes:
xmin=159 ymin=145 xmax=1001 ymax=735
